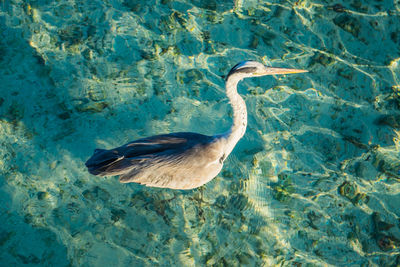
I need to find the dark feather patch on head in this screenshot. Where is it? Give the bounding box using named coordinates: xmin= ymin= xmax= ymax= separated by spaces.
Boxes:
xmin=226 ymin=61 xmax=258 ymax=80
xmin=226 ymin=67 xmax=257 ymax=80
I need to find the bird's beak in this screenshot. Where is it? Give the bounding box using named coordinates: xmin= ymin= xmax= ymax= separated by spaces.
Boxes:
xmin=259 ymin=67 xmax=308 ymax=76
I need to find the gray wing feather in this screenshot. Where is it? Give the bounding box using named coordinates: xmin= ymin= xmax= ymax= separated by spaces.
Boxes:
xmin=85 ymin=132 xmax=214 ymax=177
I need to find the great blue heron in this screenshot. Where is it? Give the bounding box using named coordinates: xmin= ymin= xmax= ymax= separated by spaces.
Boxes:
xmin=85 ymin=60 xmax=307 ymax=190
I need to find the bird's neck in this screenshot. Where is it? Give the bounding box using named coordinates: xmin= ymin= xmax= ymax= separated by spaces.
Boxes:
xmin=221 ymin=75 xmax=247 ymax=157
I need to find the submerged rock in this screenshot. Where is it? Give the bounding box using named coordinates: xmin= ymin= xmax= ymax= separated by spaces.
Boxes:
xmin=176 ymin=69 xmax=204 ymax=90
xmin=374 ymin=115 xmax=400 ymax=129
xmin=310 ymin=52 xmax=335 ymax=67
xmin=372 ymin=212 xmax=394 ymax=232
xmin=273 ymin=186 xmax=291 ymax=203
xmin=88 ymin=87 xmax=107 ymax=102
xmin=75 ymin=100 xmax=108 ymax=113
xmin=328 ymin=4 xmax=346 ymax=13
xmin=333 ymin=14 xmax=361 ymax=38
xmin=338 ymin=181 xmax=359 ymax=203
xmin=82 ymin=186 xmax=111 ymax=202
xmin=376 ymin=234 xmax=399 ymax=251
xmin=371 ymin=213 xmax=399 ymax=251
xmin=111 ymin=208 xmax=127 ymax=222
xmin=58 ymin=25 xmax=84 ymax=45
xmin=338 ymin=181 xmax=369 ymax=205
xmin=6 ymin=101 xmax=24 ymax=122
xmin=37 ymin=191 xmax=50 ymax=200
xmin=273 ymin=173 xmax=295 ymax=203
xmin=352 ymin=193 xmax=369 ymax=205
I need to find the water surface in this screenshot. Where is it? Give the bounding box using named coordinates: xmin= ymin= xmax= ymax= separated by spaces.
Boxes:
xmin=1 ymin=0 xmax=400 ymax=266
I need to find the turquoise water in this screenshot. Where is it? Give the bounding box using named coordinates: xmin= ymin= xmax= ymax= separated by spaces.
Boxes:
xmin=1 ymin=0 xmax=400 ymax=265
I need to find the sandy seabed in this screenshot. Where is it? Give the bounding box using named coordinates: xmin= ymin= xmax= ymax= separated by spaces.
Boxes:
xmin=1 ymin=0 xmax=400 ymax=266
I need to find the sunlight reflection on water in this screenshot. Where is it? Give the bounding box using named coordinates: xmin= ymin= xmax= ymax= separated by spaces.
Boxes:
xmin=1 ymin=0 xmax=400 ymax=266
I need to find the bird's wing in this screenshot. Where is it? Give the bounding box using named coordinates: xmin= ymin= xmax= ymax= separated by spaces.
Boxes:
xmin=120 ymin=132 xmax=213 ymax=158
xmin=85 ymin=132 xmax=214 ymax=176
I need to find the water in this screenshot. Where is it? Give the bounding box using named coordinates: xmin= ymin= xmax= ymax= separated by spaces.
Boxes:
xmin=1 ymin=0 xmax=400 ymax=266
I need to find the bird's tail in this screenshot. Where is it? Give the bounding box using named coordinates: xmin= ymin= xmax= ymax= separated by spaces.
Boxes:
xmin=85 ymin=148 xmax=126 ymax=176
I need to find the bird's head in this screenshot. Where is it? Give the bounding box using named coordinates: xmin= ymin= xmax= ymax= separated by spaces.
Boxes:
xmin=226 ymin=60 xmax=308 ymax=81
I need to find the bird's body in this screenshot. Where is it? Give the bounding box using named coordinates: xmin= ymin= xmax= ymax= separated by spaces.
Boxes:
xmin=85 ymin=61 xmax=307 ymax=189
xmin=86 ymin=132 xmax=225 ymax=189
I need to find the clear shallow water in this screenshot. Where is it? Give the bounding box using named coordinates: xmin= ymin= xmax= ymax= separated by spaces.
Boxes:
xmin=1 ymin=0 xmax=400 ymax=265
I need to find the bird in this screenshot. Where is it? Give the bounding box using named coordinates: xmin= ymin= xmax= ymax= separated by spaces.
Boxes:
xmin=85 ymin=60 xmax=307 ymax=190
